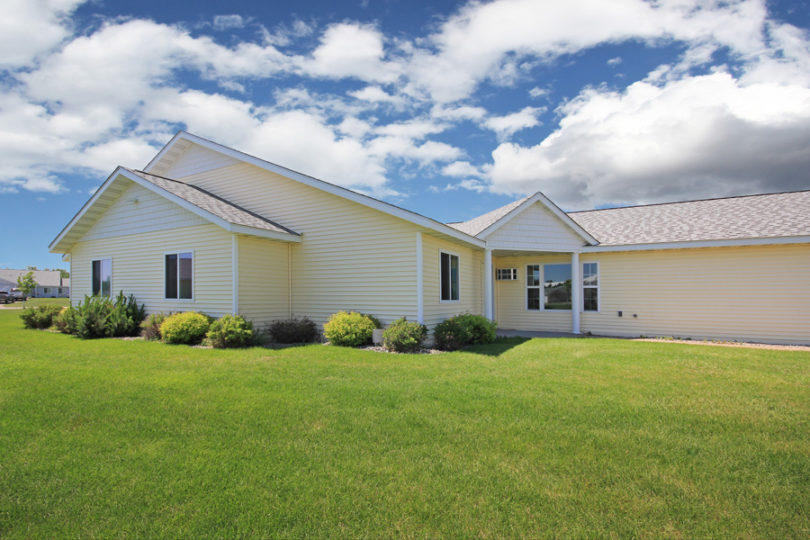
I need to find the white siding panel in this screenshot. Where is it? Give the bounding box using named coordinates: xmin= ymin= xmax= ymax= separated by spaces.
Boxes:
xmin=238 ymin=235 xmax=289 ymax=329
xmin=81 ymin=182 xmax=207 ymax=241
xmin=163 ymin=144 xmax=240 ymax=179
xmin=71 ymin=224 xmax=234 ymax=318
xmin=486 ymin=202 xmax=585 ymax=251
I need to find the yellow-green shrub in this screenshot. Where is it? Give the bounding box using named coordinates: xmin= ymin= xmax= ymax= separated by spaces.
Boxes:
xmin=323 ymin=311 xmax=376 ymax=347
xmin=160 ymin=312 xmax=211 ymax=345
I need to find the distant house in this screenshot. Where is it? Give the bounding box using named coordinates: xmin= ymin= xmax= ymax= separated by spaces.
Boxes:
xmin=49 ymin=131 xmax=810 ymax=344
xmin=0 ymin=270 xmax=70 ymax=298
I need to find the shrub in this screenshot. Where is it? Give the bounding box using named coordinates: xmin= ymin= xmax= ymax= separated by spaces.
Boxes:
xmin=53 ymin=307 xmax=79 ymax=334
xmin=382 ymin=317 xmax=427 ymax=353
xmin=268 ymin=317 xmax=318 ymax=344
xmin=160 ymin=312 xmax=211 ymax=345
xmin=20 ymin=305 xmax=62 ymax=329
xmin=360 ymin=313 xmax=383 ymax=329
xmin=323 ymin=311 xmax=376 ymax=347
xmin=433 ymin=313 xmax=497 ymax=351
xmin=206 ymin=315 xmax=254 ymax=349
xmin=69 ymin=293 xmax=146 ymax=339
xmin=140 ymin=313 xmax=167 ymax=341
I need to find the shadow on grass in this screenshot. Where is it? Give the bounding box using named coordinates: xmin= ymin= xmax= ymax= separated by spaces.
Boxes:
xmin=462 ymin=336 xmax=530 ymax=357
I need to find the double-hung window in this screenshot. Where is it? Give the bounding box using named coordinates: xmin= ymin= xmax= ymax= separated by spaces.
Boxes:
xmin=165 ymin=252 xmax=193 ymax=299
xmin=91 ymin=258 xmax=111 ymax=297
xmin=440 ymin=251 xmax=460 ymax=302
xmin=583 ymin=262 xmax=599 ymax=311
xmin=527 ymin=263 xmax=572 ymax=310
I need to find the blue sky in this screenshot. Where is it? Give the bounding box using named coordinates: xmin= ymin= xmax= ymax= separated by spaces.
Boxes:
xmin=2 ymin=0 xmax=810 ymax=271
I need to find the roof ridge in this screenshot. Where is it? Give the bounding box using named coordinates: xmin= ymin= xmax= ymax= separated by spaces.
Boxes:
xmin=569 ymin=188 xmax=810 ymax=214
xmin=130 ymin=168 xmax=300 ymax=236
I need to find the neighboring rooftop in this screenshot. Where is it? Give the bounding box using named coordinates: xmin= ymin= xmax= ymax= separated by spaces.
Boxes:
xmin=0 ymin=269 xmax=66 ymax=288
xmin=126 ymin=169 xmax=299 ymax=237
xmin=450 ymin=190 xmax=810 ymax=245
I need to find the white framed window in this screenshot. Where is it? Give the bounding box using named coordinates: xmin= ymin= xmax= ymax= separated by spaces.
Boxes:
xmin=496 ymin=268 xmax=518 ymax=281
xmin=439 ymin=251 xmax=460 ymax=302
xmin=583 ymin=262 xmax=599 ymax=312
xmin=91 ymin=258 xmax=112 ymax=297
xmin=527 ymin=263 xmax=572 ymax=311
xmin=165 ymin=251 xmax=193 ymax=300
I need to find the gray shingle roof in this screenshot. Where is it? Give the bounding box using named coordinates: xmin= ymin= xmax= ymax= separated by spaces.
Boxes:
xmin=569 ymin=191 xmax=810 ymax=245
xmin=449 ymin=190 xmax=810 ymax=245
xmin=126 ymin=169 xmax=299 ymax=237
xmin=447 ymin=195 xmax=530 ymax=236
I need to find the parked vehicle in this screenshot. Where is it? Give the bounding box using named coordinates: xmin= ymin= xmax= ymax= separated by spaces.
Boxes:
xmin=9 ymin=288 xmax=25 ymax=301
xmin=0 ymin=291 xmax=12 ymax=304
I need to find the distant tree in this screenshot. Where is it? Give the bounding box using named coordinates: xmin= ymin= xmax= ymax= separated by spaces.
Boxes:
xmin=26 ymin=265 xmax=38 ymax=271
xmin=59 ymin=269 xmax=70 ymax=279
xmin=17 ymin=271 xmax=37 ymax=306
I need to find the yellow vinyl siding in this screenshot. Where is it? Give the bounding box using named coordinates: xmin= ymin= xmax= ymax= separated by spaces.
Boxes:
xmin=422 ymin=234 xmax=484 ymax=329
xmin=494 ymin=245 xmax=810 ymax=344
xmin=580 ymin=244 xmax=810 ymax=344
xmin=494 ymin=253 xmax=574 ymax=333
xmin=175 ymin=162 xmax=424 ymax=328
xmin=486 ymin=202 xmax=585 ymax=251
xmin=71 ymin=223 xmax=234 ymax=317
xmin=237 ymin=235 xmax=289 ymax=328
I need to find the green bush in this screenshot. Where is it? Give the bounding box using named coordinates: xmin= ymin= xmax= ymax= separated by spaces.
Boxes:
xmin=20 ymin=305 xmax=62 ymax=329
xmin=323 ymin=311 xmax=376 ymax=347
xmin=268 ymin=317 xmax=318 ymax=344
xmin=360 ymin=313 xmax=383 ymax=329
xmin=206 ymin=315 xmax=254 ymax=349
xmin=140 ymin=313 xmax=167 ymax=341
xmin=433 ymin=313 xmax=497 ymax=351
xmin=70 ymin=293 xmax=146 ymax=339
xmin=160 ymin=312 xmax=211 ymax=345
xmin=382 ymin=318 xmax=427 ymax=353
xmin=53 ymin=307 xmax=79 ymax=334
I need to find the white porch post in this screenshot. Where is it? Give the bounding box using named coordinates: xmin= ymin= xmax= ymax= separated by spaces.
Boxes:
xmin=416 ymin=232 xmax=424 ymax=324
xmin=484 ymin=247 xmax=494 ymax=320
xmin=571 ymin=251 xmax=581 ymax=334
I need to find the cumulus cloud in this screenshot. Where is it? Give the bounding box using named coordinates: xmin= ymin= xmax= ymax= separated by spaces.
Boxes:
xmin=213 ymin=14 xmax=249 ymax=31
xmin=0 ymin=0 xmax=84 ymax=68
xmin=483 ymin=106 xmax=544 ymax=141
xmin=487 ymin=71 xmax=810 ymax=208
xmin=300 ymin=22 xmax=397 ymax=82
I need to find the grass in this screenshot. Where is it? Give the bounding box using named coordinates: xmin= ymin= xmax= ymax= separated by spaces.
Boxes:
xmin=1 ymin=310 xmax=808 ymax=538
xmin=9 ymin=297 xmax=70 ymax=308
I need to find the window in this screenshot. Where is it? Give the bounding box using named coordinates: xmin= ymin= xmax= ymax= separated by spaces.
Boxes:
xmin=440 ymin=251 xmax=459 ymax=301
xmin=43 ymin=288 xmax=49 ymax=294
xmin=544 ymin=264 xmax=571 ymax=310
xmin=92 ymin=258 xmax=111 ymax=297
xmin=527 ymin=263 xmax=572 ymax=310
xmin=58 ymin=288 xmax=62 ymax=294
xmin=583 ymin=262 xmax=599 ymax=311
xmin=496 ymin=268 xmax=518 ymax=281
xmin=165 ymin=252 xmax=193 ymax=299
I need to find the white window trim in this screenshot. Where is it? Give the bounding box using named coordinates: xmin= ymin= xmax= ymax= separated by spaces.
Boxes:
xmin=526 ymin=263 xmax=574 ymax=312
xmin=439 ymin=249 xmax=461 ymax=303
xmin=496 ymin=268 xmax=518 ymax=281
xmin=91 ymin=257 xmax=113 ymax=298
xmin=581 ymin=261 xmax=600 ymax=313
xmin=164 ymin=250 xmax=195 ymax=301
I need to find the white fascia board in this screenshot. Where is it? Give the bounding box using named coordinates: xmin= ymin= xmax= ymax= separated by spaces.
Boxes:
xmin=582 ymin=235 xmax=810 ymax=252
xmin=477 ymin=191 xmax=599 ymax=245
xmin=228 ymin=224 xmax=302 ymax=242
xmin=49 ymin=167 xmax=125 ymax=252
xmin=145 ymin=131 xmax=485 ymax=249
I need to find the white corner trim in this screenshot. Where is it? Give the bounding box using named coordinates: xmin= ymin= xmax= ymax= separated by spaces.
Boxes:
xmin=232 ymin=235 xmax=239 ymax=315
xmin=145 ymin=132 xmax=485 ymax=248
xmin=484 ymin=248 xmax=493 ymax=320
xmin=582 ymin=235 xmax=810 ymax=252
xmin=416 ymin=232 xmax=424 ymax=324
xmin=477 ymin=192 xmax=598 ymax=245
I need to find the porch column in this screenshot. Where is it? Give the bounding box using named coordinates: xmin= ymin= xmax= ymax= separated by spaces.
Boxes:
xmin=571 ymin=251 xmax=581 ymax=334
xmin=484 ymin=247 xmax=494 ymax=320
xmin=416 ymin=232 xmax=424 ymax=324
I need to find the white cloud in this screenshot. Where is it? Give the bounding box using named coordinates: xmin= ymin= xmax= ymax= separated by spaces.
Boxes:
xmin=483 ymin=106 xmax=544 ymax=140
xmin=0 ymin=0 xmax=84 ymax=68
xmin=529 ymin=87 xmax=548 ymax=99
xmin=300 ymin=22 xmax=397 ymax=82
xmin=348 ymin=86 xmax=407 ymax=107
xmin=487 ymin=71 xmax=810 ymax=208
xmin=213 ymin=14 xmax=248 ymax=31
xmin=441 ymin=161 xmax=483 ymax=178
xmin=607 ymin=56 xmax=622 ymax=66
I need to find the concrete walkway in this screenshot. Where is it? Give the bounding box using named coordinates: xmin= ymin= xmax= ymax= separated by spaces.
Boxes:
xmin=497 ymin=329 xmax=586 ymax=339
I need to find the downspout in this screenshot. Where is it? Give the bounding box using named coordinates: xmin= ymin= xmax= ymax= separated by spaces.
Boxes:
xmin=288 ymin=243 xmax=292 ymax=319
xmin=416 ymin=232 xmax=424 ymax=323
xmin=232 ymin=235 xmax=239 ymax=314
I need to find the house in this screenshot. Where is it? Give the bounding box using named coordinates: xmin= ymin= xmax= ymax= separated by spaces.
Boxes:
xmin=49 ymin=131 xmax=810 ymax=344
xmin=0 ymin=269 xmax=70 ymax=298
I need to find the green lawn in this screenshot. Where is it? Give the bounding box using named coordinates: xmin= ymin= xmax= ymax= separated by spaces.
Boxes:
xmin=1 ymin=310 xmax=808 ymax=538
xmin=11 ymin=297 xmax=70 ymax=308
